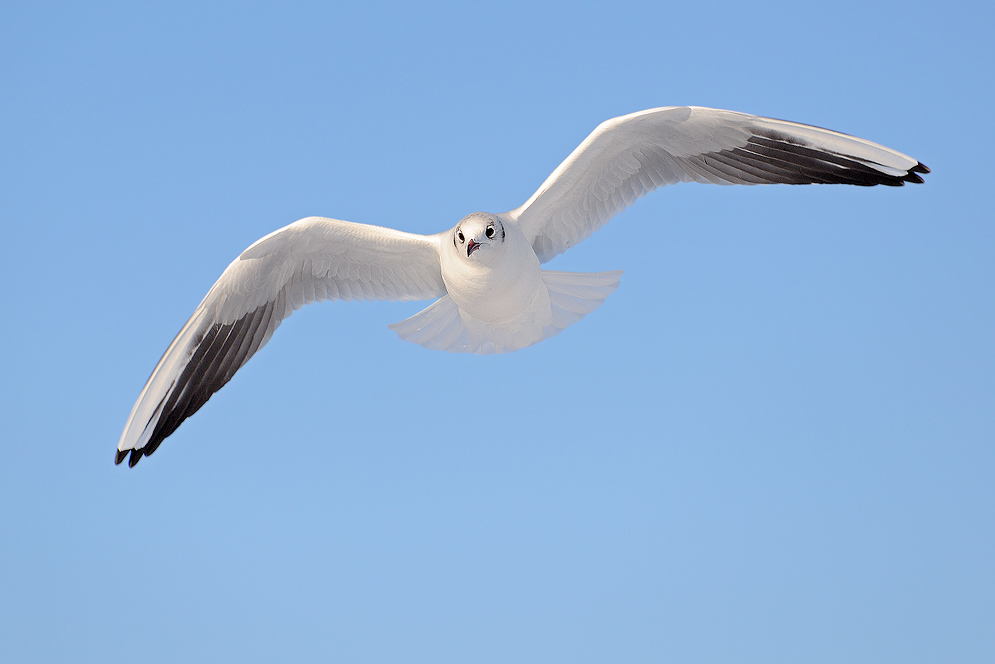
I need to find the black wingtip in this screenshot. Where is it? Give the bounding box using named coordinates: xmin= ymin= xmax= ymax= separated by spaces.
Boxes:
xmin=115 ymin=449 xmax=128 ymax=465
xmin=128 ymin=448 xmax=144 ymax=468
xmin=898 ymin=162 xmax=930 ymax=184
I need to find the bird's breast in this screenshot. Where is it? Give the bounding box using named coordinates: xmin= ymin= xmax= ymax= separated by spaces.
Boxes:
xmin=441 ymin=238 xmax=543 ymax=325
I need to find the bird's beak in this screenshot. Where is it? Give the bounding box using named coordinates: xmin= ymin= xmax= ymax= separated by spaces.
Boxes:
xmin=467 ymin=239 xmax=480 ymax=257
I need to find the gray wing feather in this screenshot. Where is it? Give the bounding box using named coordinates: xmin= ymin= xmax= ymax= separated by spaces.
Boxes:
xmin=117 ymin=216 xmax=445 ymax=466
xmin=511 ymin=106 xmax=929 ymax=263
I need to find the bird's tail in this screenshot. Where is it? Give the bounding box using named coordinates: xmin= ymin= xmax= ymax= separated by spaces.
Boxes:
xmin=389 ymin=270 xmax=622 ymax=354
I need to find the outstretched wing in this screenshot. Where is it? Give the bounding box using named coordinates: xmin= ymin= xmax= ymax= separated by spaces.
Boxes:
xmin=117 ymin=216 xmax=445 ymax=467
xmin=510 ymin=106 xmax=929 ymax=263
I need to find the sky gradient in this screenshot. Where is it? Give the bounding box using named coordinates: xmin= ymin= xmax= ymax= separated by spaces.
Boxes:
xmin=1 ymin=1 xmax=992 ymax=662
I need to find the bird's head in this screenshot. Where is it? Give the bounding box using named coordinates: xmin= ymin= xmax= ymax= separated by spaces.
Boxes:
xmin=453 ymin=213 xmax=506 ymax=263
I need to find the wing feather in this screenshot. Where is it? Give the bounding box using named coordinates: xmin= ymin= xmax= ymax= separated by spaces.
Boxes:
xmin=117 ymin=216 xmax=445 ymax=465
xmin=511 ymin=106 xmax=929 ymax=262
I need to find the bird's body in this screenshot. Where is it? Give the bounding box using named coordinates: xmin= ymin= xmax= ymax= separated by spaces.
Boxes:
xmin=440 ymin=213 xmax=541 ymax=324
xmin=117 ymin=106 xmax=929 ymax=466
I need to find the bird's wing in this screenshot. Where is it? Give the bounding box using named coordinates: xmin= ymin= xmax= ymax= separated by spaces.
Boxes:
xmin=117 ymin=216 xmax=446 ymax=466
xmin=510 ymin=106 xmax=929 ymax=263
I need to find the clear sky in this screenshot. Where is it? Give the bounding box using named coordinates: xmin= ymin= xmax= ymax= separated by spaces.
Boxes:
xmin=1 ymin=1 xmax=991 ymax=662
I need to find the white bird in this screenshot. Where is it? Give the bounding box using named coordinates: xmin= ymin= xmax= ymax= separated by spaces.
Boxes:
xmin=117 ymin=106 xmax=928 ymax=466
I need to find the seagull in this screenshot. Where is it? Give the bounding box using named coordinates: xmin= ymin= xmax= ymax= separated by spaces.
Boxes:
xmin=116 ymin=105 xmax=929 ymax=467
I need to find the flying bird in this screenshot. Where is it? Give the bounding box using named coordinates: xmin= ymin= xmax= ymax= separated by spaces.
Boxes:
xmin=117 ymin=106 xmax=929 ymax=467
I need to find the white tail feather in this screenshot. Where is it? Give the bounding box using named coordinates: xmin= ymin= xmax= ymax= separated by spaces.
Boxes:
xmin=389 ymin=270 xmax=622 ymax=354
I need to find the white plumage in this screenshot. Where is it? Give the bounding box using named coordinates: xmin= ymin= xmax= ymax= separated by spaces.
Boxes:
xmin=117 ymin=106 xmax=928 ymax=466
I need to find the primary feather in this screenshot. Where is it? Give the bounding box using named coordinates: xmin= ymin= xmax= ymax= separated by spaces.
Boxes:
xmin=513 ymin=107 xmax=927 ymax=262
xmin=117 ymin=217 xmax=444 ymax=466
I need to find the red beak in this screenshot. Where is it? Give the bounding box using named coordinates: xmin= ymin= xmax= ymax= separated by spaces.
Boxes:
xmin=467 ymin=239 xmax=480 ymax=256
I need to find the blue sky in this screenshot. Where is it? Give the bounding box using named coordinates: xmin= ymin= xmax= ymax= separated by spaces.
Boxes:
xmin=1 ymin=1 xmax=992 ymax=662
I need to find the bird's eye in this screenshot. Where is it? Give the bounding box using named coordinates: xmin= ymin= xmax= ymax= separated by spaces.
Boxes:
xmin=457 ymin=230 xmax=464 ymax=243
xmin=485 ymin=226 xmax=495 ymax=239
